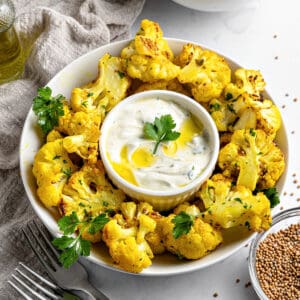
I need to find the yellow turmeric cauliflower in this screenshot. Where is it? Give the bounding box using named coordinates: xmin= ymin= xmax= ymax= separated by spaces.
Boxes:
xmin=121 ymin=19 xmax=180 ymax=82
xmin=198 ymin=174 xmax=271 ymax=231
xmin=32 ymin=139 xmax=78 ymax=207
xmin=159 ymin=210 xmax=222 ymax=260
xmin=177 ymin=44 xmax=231 ymax=102
xmin=71 ymin=53 xmax=131 ymax=115
xmin=60 ymin=161 xmax=125 ymax=221
xmin=209 ymin=87 xmax=281 ymax=136
xmin=102 ymin=202 xmax=156 ymax=273
xmin=218 ymin=129 xmax=285 ymax=190
xmin=56 ymin=103 xmax=101 ymax=163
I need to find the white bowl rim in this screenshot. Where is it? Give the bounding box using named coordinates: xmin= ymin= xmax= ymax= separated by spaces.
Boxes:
xmin=99 ymin=89 xmax=220 ymax=197
xmin=19 ymin=37 xmax=290 ymax=276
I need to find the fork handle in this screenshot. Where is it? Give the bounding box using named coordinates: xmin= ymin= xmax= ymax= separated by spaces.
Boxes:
xmin=76 ymin=281 xmax=110 ymax=300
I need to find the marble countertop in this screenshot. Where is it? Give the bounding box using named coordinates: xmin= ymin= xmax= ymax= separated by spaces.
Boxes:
xmin=82 ymin=1 xmax=300 ymax=299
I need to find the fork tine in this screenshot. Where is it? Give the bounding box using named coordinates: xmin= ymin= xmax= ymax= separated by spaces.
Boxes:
xmin=27 ymin=223 xmax=60 ymax=269
xmin=22 ymin=228 xmax=56 ymax=277
xmin=11 ymin=274 xmax=50 ymax=300
xmin=32 ymin=220 xmax=60 ymax=259
xmin=19 ymin=262 xmax=58 ymax=291
xmin=16 ymin=268 xmax=60 ymax=299
xmin=8 ymin=280 xmax=33 ymax=300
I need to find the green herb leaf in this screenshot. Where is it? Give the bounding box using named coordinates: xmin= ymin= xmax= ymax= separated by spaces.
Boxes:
xmin=53 ymin=211 xmax=110 ymax=268
xmin=209 ymin=103 xmax=221 ymax=112
xmin=57 ymin=212 xmax=80 ymax=235
xmin=117 ymin=71 xmax=125 ymax=79
xmin=52 ymin=236 xmax=75 ymax=250
xmin=58 ymin=245 xmax=80 ymax=268
xmin=88 ymin=213 xmax=110 ymax=234
xmin=143 ymin=114 xmax=181 ymax=154
xmin=172 ymin=211 xmax=194 ymax=239
xmin=260 ymin=187 xmax=280 ymax=208
xmin=225 ymin=93 xmax=233 ymax=101
xmin=32 ymin=86 xmax=65 ymax=135
xmin=250 ymin=128 xmax=256 ymax=137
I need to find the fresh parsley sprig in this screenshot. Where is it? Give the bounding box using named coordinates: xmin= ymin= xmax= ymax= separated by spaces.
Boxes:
xmin=172 ymin=211 xmax=194 ymax=239
xmin=143 ymin=114 xmax=180 ymax=154
xmin=32 ymin=86 xmax=65 ymax=135
xmin=52 ymin=212 xmax=109 ymax=268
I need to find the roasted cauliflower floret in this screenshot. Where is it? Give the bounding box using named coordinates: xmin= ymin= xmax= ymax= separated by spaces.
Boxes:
xmin=218 ymin=129 xmax=285 ymax=190
xmin=177 ymin=46 xmax=231 ymax=102
xmin=209 ymin=92 xmax=281 ymax=136
xmin=56 ymin=104 xmax=101 ymax=163
xmin=71 ymin=53 xmax=131 ymax=114
xmin=160 ymin=213 xmax=222 ymax=260
xmin=198 ymin=174 xmax=272 ymax=231
xmin=174 ymin=43 xmax=203 ymax=67
xmin=63 ymin=135 xmax=98 ymax=164
xmin=60 ymin=161 xmax=125 ymax=221
xmin=234 ymin=69 xmax=265 ymax=99
xmin=46 ymin=129 xmax=63 ymax=142
xmin=121 ymin=19 xmax=179 ymax=82
xmin=102 ymin=202 xmax=156 ymax=273
xmin=32 ymin=139 xmax=78 ymax=207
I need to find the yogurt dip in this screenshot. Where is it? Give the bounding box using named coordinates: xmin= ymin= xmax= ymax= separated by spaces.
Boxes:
xmin=104 ymin=97 xmax=211 ymax=191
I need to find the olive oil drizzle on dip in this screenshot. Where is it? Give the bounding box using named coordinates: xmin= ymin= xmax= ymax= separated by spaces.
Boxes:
xmin=105 ymin=98 xmax=211 ymax=191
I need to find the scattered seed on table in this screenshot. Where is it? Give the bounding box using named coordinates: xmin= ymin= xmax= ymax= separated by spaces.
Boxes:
xmin=297 ymin=185 xmax=300 ymax=189
xmin=274 ymin=56 xmax=279 ymax=60
xmin=236 ymin=279 xmax=240 ymax=283
xmin=245 ymin=281 xmax=252 ymax=288
xmin=281 ymin=105 xmax=286 ymax=109
xmin=291 ymin=131 xmax=295 ymax=134
xmin=293 ymin=180 xmax=298 ymax=184
xmin=213 ymin=292 xmax=218 ymax=298
xmin=255 ymin=223 xmax=300 ymax=300
xmin=293 ymin=173 xmax=296 ymax=177
xmin=280 ymin=206 xmax=284 ymax=210
xmin=283 ymin=192 xmax=287 ymax=196
xmin=285 ymin=93 xmax=289 ymax=97
xmin=273 ymin=34 xmax=277 ymax=38
xmin=293 ymin=98 xmax=298 ymax=102
xmin=290 ymin=192 xmax=294 ymax=196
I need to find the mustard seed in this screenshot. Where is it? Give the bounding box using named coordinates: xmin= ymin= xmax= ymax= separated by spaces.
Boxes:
xmin=255 ymin=223 xmax=300 ymax=300
xmin=236 ymin=278 xmax=240 ymax=283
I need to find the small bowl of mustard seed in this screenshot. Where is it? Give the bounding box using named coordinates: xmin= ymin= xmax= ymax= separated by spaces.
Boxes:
xmin=248 ymin=207 xmax=300 ymax=300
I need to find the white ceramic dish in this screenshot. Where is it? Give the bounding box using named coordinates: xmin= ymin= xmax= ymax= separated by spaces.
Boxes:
xmin=99 ymin=90 xmax=220 ymax=212
xmin=20 ymin=38 xmax=289 ymax=276
xmin=171 ymin=0 xmax=257 ymax=12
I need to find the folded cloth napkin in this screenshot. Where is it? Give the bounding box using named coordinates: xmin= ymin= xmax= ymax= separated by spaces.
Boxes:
xmin=0 ymin=0 xmax=144 ymax=298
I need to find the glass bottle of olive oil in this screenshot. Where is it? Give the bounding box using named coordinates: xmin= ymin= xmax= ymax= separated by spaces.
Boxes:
xmin=0 ymin=0 xmax=24 ymax=84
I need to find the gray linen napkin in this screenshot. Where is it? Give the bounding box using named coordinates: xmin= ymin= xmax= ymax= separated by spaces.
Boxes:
xmin=0 ymin=0 xmax=144 ymax=298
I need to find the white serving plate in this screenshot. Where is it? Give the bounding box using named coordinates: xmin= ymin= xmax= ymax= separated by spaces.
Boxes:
xmin=19 ymin=38 xmax=289 ymax=276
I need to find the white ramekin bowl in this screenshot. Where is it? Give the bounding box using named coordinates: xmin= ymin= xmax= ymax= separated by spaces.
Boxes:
xmin=99 ymin=90 xmax=219 ymax=211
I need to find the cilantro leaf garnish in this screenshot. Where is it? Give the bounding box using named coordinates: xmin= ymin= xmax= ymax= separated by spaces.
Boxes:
xmin=143 ymin=114 xmax=180 ymax=154
xmin=172 ymin=211 xmax=194 ymax=239
xmin=32 ymin=86 xmax=65 ymax=135
xmin=52 ymin=212 xmax=109 ymax=268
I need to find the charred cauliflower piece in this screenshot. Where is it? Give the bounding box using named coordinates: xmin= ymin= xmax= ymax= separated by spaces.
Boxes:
xmin=102 ymin=202 xmax=156 ymax=273
xmin=56 ymin=103 xmax=101 ymax=163
xmin=121 ymin=19 xmax=180 ymax=82
xmin=177 ymin=44 xmax=231 ymax=102
xmin=71 ymin=53 xmax=131 ymax=115
xmin=32 ymin=139 xmax=78 ymax=207
xmin=234 ymin=69 xmax=265 ymax=99
xmin=198 ymin=174 xmax=271 ymax=231
xmin=60 ymin=161 xmax=125 ymax=222
xmin=209 ymin=90 xmax=281 ymax=136
xmin=218 ymin=129 xmax=285 ymax=190
xmin=160 ymin=211 xmax=223 ymax=260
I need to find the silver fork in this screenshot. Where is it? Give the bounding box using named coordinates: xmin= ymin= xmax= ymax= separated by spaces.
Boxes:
xmin=8 ymin=262 xmax=79 ymax=300
xmin=23 ymin=220 xmax=110 ymax=300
